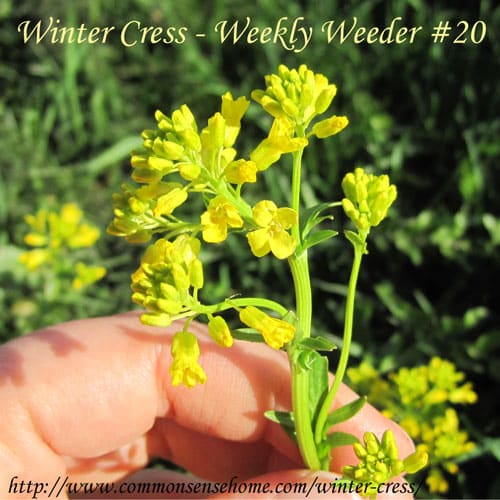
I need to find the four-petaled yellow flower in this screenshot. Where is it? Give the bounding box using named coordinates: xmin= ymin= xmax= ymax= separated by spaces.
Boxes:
xmin=247 ymin=200 xmax=298 ymax=259
xmin=201 ymin=196 xmax=243 ymax=243
xmin=170 ymin=331 xmax=207 ymax=388
xmin=239 ymin=305 xmax=295 ymax=349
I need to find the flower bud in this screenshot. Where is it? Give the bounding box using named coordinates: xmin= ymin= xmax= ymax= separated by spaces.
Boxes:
xmin=208 ymin=316 xmax=233 ymax=347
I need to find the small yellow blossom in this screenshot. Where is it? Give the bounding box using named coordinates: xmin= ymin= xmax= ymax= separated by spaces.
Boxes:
xmin=18 ymin=249 xmax=50 ymax=271
xmin=311 ymin=115 xmax=349 ymax=139
xmin=208 ymin=316 xmax=233 ymax=347
xmin=247 ymin=200 xmax=298 ymax=259
xmin=23 ymin=203 xmax=100 ymax=251
xmin=224 ymin=159 xmax=257 ymax=184
xmin=170 ymin=331 xmax=207 ymax=388
xmin=153 ymin=187 xmax=188 ymax=217
xmin=426 ymin=467 xmax=449 ymax=494
xmin=221 ymin=92 xmax=250 ymax=147
xmin=201 ymin=196 xmax=243 ymax=243
xmin=72 ymin=262 xmax=106 ymax=290
xmin=250 ymin=116 xmax=308 ymax=171
xmin=239 ymin=306 xmax=295 ymax=349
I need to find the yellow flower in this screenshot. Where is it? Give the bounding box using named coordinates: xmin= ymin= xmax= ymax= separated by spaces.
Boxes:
xmin=23 ymin=203 xmax=100 ymax=251
xmin=208 ymin=316 xmax=233 ymax=347
xmin=224 ymin=159 xmax=257 ymax=184
xmin=170 ymin=331 xmax=207 ymax=388
xmin=239 ymin=306 xmax=295 ymax=349
xmin=18 ymin=249 xmax=50 ymax=271
xmin=153 ymin=187 xmax=188 ymax=217
xmin=250 ymin=116 xmax=308 ymax=171
xmin=426 ymin=467 xmax=449 ymax=494
xmin=72 ymin=262 xmax=106 ymax=290
xmin=221 ymin=92 xmax=250 ymax=147
xmin=247 ymin=200 xmax=297 ymax=259
xmin=311 ymin=115 xmax=349 ymax=139
xmin=201 ymin=196 xmax=243 ymax=243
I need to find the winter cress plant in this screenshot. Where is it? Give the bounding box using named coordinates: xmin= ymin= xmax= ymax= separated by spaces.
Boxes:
xmin=108 ymin=64 xmax=427 ymax=493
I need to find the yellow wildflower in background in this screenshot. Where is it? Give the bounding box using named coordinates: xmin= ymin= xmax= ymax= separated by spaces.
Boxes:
xmin=247 ymin=200 xmax=298 ymax=259
xmin=72 ymin=262 xmax=107 ymax=290
xmin=347 ymin=357 xmax=477 ymax=494
xmin=23 ymin=203 xmax=100 ymax=251
xmin=131 ymin=235 xmax=204 ymax=327
xmin=19 ymin=203 xmax=106 ymax=291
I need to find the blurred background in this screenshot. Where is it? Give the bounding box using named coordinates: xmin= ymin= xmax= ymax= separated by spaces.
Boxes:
xmin=1 ymin=0 xmax=498 ymax=497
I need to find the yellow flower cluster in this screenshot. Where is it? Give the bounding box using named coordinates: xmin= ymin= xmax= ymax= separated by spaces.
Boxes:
xmin=19 ymin=204 xmax=106 ymax=290
xmin=108 ymin=65 xmax=349 ymax=387
xmin=342 ymin=168 xmax=398 ymax=232
xmin=391 ymin=356 xmax=477 ymax=408
xmin=342 ymin=430 xmax=427 ymax=497
xmin=347 ymin=357 xmax=477 ymax=493
xmin=108 ymin=92 xmax=255 ymax=243
xmin=131 ymin=235 xmax=203 ymax=327
xmin=252 ymin=64 xmax=349 ymax=134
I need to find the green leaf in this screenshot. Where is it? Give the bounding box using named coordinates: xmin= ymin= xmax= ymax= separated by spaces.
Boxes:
xmin=265 ymin=410 xmax=295 ymax=428
xmin=301 ymin=229 xmax=339 ymax=251
xmin=231 ymin=328 xmax=265 ymax=343
xmin=296 ymin=348 xmax=320 ymax=371
xmin=483 ymin=437 xmax=500 ymax=461
xmin=300 ymin=201 xmax=341 ymax=241
xmin=344 ymin=230 xmax=367 ymax=253
xmin=323 ymin=431 xmax=360 ymax=449
xmin=308 ymin=353 xmax=329 ymax=425
xmin=296 ymin=336 xmax=337 ymax=352
xmin=324 ymin=396 xmax=367 ymax=430
xmin=264 ymin=410 xmax=296 ymax=442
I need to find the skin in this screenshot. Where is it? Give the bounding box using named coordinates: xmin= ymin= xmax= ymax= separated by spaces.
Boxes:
xmin=0 ymin=312 xmax=415 ymax=499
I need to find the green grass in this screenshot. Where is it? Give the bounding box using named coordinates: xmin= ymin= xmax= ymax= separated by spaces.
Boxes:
xmin=1 ymin=0 xmax=499 ymax=497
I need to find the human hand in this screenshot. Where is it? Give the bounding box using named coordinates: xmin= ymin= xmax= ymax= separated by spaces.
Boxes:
xmin=0 ymin=312 xmax=415 ymax=499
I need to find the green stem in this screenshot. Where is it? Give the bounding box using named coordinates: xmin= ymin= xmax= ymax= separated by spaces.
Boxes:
xmin=314 ymin=237 xmax=365 ymax=444
xmin=192 ymin=297 xmax=289 ymax=318
xmin=287 ymin=126 xmax=321 ymax=469
xmin=288 ymin=251 xmax=321 ymax=470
